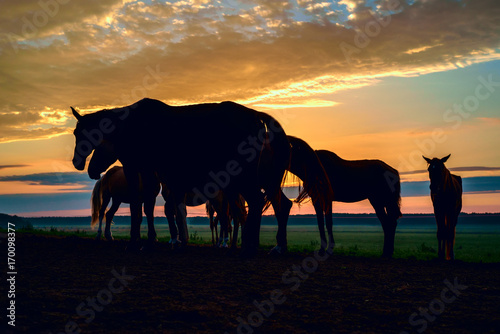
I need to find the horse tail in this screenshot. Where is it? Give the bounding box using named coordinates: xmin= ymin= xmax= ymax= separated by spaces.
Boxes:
xmin=287 ymin=136 xmax=333 ymax=211
xmin=256 ymin=112 xmax=291 ymax=213
xmin=90 ymin=178 xmax=103 ymax=227
xmin=386 ymin=167 xmax=402 ymax=220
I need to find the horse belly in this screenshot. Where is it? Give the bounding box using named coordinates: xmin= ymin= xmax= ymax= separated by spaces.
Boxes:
xmin=153 ymin=108 xmax=263 ymax=193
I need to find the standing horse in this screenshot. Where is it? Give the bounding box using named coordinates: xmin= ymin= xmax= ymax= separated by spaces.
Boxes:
xmin=207 ymin=194 xmax=246 ymax=248
xmin=72 ymin=98 xmax=291 ymax=257
xmin=91 ymin=166 xmax=160 ymax=241
xmin=88 ymin=140 xmax=241 ymax=248
xmin=293 ymin=144 xmax=402 ymax=257
xmin=423 ymin=154 xmax=462 ymax=260
xmin=285 ymin=136 xmax=334 ymax=254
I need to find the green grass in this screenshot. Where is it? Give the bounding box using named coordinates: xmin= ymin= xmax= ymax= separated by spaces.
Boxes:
xmin=4 ymin=224 xmax=500 ymax=263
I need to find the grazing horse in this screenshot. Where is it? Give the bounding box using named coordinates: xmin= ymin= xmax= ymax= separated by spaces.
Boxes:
xmin=423 ymin=155 xmax=462 ymax=260
xmin=294 ymin=146 xmax=402 ymax=257
xmin=285 ymin=136 xmax=334 ymax=254
xmin=71 ymin=98 xmax=291 ymax=257
xmin=91 ymin=166 xmax=160 ymax=241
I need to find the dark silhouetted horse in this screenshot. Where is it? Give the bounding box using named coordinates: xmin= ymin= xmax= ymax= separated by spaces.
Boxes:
xmin=88 ymin=140 xmax=170 ymax=245
xmin=206 ymin=194 xmax=246 ymax=248
xmin=90 ymin=166 xmax=160 ymax=241
xmin=88 ymin=140 xmax=243 ymax=249
xmin=292 ymin=143 xmax=402 ymax=257
xmin=285 ymin=136 xmax=334 ymax=254
xmin=423 ymin=154 xmax=462 ymax=260
xmin=72 ymin=98 xmax=291 ymax=257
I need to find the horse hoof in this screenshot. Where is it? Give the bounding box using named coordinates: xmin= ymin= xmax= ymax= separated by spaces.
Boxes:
xmin=169 ymin=238 xmax=182 ymax=251
xmin=268 ymin=245 xmax=287 ymax=256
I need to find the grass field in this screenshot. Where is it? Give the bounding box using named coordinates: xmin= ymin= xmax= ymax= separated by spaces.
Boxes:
xmin=6 ymin=215 xmax=500 ymax=263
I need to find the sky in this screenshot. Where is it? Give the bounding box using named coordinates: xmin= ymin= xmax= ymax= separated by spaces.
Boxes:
xmin=0 ymin=0 xmax=499 ymax=217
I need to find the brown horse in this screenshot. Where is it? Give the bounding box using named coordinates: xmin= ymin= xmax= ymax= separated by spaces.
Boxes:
xmin=423 ymin=154 xmax=462 ymax=260
xmin=72 ymin=98 xmax=291 ymax=257
xmin=91 ymin=166 xmax=160 ymax=241
xmin=292 ymin=142 xmax=402 ymax=257
xmin=206 ymin=194 xmax=246 ymax=248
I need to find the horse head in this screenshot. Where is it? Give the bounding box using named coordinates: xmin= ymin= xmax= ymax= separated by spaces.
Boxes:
xmin=71 ymin=106 xmax=107 ymax=171
xmin=423 ymin=154 xmax=451 ymax=194
xmin=88 ymin=140 xmax=118 ymax=180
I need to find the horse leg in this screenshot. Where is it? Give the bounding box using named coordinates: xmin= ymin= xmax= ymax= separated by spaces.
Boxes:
xmin=163 ymin=189 xmax=178 ymax=243
xmin=209 ymin=205 xmax=216 ymax=246
xmin=381 ymin=211 xmax=397 ymax=258
xmin=104 ymin=199 xmax=120 ymax=241
xmin=219 ymin=214 xmax=230 ymax=248
xmin=228 ymin=197 xmax=244 ymax=249
xmin=325 ymin=202 xmax=335 ymax=254
xmin=446 ymin=215 xmax=458 ymax=261
xmin=96 ymin=192 xmax=110 ymax=241
xmin=141 ymin=173 xmax=159 ymax=249
xmin=124 ymin=167 xmax=142 ymax=251
xmin=143 ymin=195 xmax=157 ymax=250
xmin=371 ymin=200 xmax=395 ymax=258
xmin=313 ymin=200 xmax=327 ymax=253
xmin=231 ymin=218 xmax=239 ymax=249
xmin=214 ymin=216 xmax=220 ymax=246
xmin=240 ymin=190 xmax=265 ymax=258
xmin=175 ymin=202 xmax=188 ymax=244
xmin=270 ymin=189 xmax=293 ymax=255
xmin=435 ymin=212 xmax=446 ymax=260
xmin=228 ymin=217 xmax=233 ymax=245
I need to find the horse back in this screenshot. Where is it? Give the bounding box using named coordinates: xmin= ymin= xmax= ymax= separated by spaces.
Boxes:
xmin=451 ymin=174 xmax=462 ymax=194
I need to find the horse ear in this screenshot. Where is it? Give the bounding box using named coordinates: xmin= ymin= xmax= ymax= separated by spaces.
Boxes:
xmin=71 ymin=107 xmax=82 ymax=121
xmin=423 ymin=156 xmax=432 ymax=164
xmin=441 ymin=154 xmax=451 ymax=163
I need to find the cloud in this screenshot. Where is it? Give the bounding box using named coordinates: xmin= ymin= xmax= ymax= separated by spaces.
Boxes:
xmin=402 ymin=176 xmax=500 ymax=197
xmin=401 ymin=166 xmax=500 ymax=175
xmin=0 ymin=165 xmax=30 ymax=170
xmin=0 ymin=172 xmax=93 ymax=189
xmin=0 ymin=0 xmax=499 ymax=142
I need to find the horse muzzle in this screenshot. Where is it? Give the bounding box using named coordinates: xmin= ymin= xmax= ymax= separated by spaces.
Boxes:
xmin=72 ymin=157 xmax=86 ymax=171
xmin=88 ymin=170 xmax=101 ymax=180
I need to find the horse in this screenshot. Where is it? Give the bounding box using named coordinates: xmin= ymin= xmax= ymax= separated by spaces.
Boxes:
xmin=90 ymin=166 xmax=160 ymax=241
xmin=88 ymin=139 xmax=242 ymax=249
xmin=206 ymin=194 xmax=246 ymax=248
xmin=292 ymin=143 xmax=402 ymax=257
xmin=207 ymin=200 xmax=231 ymax=247
xmin=285 ymin=136 xmax=334 ymax=254
xmin=72 ymin=98 xmax=291 ymax=257
xmin=423 ymin=154 xmax=462 ymax=260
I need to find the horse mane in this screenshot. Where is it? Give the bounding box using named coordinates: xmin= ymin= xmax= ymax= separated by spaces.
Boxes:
xmin=256 ymin=112 xmax=291 ymax=214
xmin=287 ymin=136 xmax=333 ymax=210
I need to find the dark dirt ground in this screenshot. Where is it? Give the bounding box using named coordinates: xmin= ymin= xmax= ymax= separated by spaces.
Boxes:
xmin=3 ymin=234 xmax=500 ymax=334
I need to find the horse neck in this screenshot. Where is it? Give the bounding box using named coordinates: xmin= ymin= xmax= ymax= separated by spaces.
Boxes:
xmin=432 ymin=167 xmax=452 ymax=193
